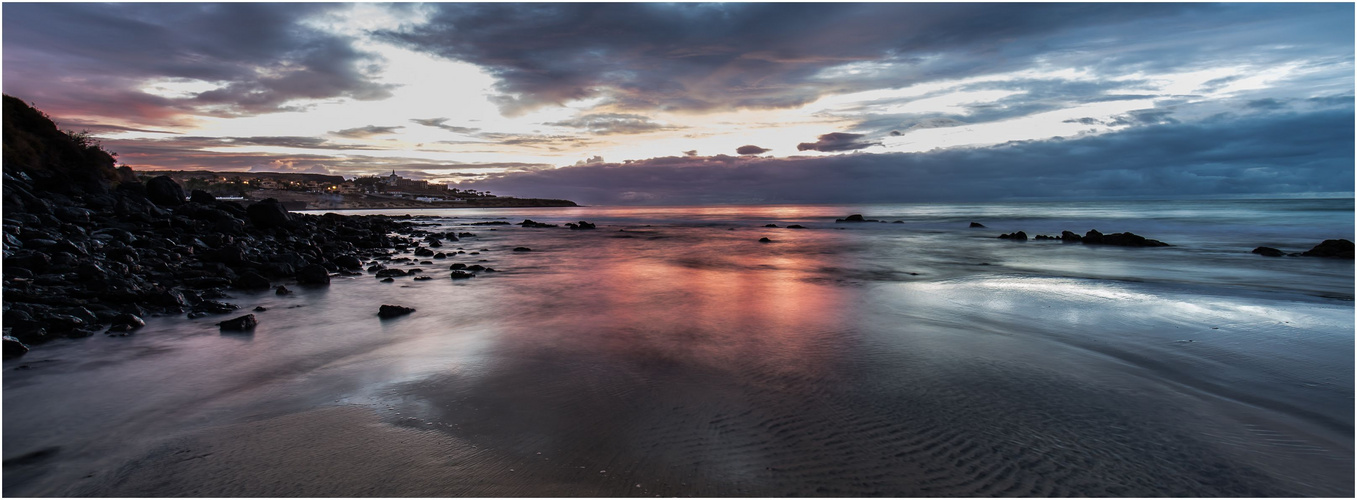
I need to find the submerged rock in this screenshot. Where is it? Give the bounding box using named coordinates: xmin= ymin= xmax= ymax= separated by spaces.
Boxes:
xmin=519 ymin=219 xmax=557 ymax=228
xmin=513 ymin=247 xmax=532 ymax=252
xmin=1082 ymin=230 xmax=1168 ymax=247
xmin=449 ymin=270 xmax=475 ymax=279
xmin=765 ymin=224 xmax=779 ymax=228
xmin=376 ymin=268 xmax=408 ymax=278
xmin=969 ymin=222 xmax=986 ymax=228
xmin=566 ymin=221 xmax=597 ymax=229
xmin=377 ymin=305 xmax=416 ymax=318
xmin=786 ymin=224 xmax=805 ymax=229
xmin=998 ymin=231 xmax=1029 ymax=241
xmin=218 ymin=314 xmax=258 ymax=331
xmin=835 ymin=214 xmax=879 ymax=223
xmin=1300 ymin=239 xmax=1354 ymax=259
xmin=758 ymin=237 xmax=772 ymax=243
xmin=1252 ymin=246 xmax=1285 ymax=257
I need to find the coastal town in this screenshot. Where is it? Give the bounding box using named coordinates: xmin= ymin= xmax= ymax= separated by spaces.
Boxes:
xmin=144 ymin=170 xmax=575 ymax=210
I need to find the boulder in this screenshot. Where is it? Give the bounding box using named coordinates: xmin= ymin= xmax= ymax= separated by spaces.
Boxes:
xmin=333 ymin=255 xmax=362 ymax=269
xmin=378 ymin=305 xmax=416 ymax=318
xmin=245 ymin=198 xmax=292 ymax=229
xmin=1083 ymin=230 xmax=1168 ymax=247
xmin=513 ymin=247 xmax=532 ymax=252
xmin=3 ymin=335 xmax=29 ymax=359
xmin=106 ymin=313 xmax=146 ymax=332
xmin=1300 ymin=239 xmax=1354 ymax=259
xmin=969 ymin=222 xmax=986 ymax=228
xmin=758 ymin=237 xmax=772 ymax=243
xmin=189 ymin=189 xmax=217 ymax=204
xmin=787 ymin=225 xmax=805 ymax=229
xmin=218 ymin=314 xmax=258 ymax=331
xmin=275 ymin=285 xmax=293 ymax=295
xmin=449 ymin=263 xmax=466 ymax=270
xmin=1061 ymin=231 xmax=1083 ymax=243
xmin=145 ymin=176 xmax=186 ymax=206
xmin=296 ymin=264 xmax=331 ymax=285
xmin=998 ymin=231 xmax=1028 ymax=241
xmin=450 ymin=270 xmax=476 ymax=279
xmin=1252 ymin=246 xmax=1285 ymax=257
xmin=375 ymin=268 xmax=408 ymax=278
xmin=234 ymin=271 xmax=271 ymax=290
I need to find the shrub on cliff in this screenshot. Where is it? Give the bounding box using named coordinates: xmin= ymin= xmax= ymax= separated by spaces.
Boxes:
xmin=3 ymin=94 xmax=120 ymax=194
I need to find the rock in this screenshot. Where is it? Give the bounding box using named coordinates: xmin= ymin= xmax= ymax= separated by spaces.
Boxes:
xmin=450 ymin=270 xmax=475 ymax=279
xmin=413 ymin=247 xmax=435 ymax=257
xmin=376 ymin=268 xmax=408 ymax=278
xmin=835 ymin=214 xmax=879 ymax=223
xmin=380 ymin=277 xmax=394 ymax=283
xmin=969 ymin=222 xmax=986 ymax=228
xmin=334 ymin=255 xmax=363 ymax=269
xmin=433 ymin=252 xmax=446 ymax=259
xmin=519 ymin=219 xmax=557 ymax=228
xmin=470 ymin=221 xmax=511 ymax=225
xmin=574 ymin=221 xmax=596 ymax=229
xmin=998 ymin=231 xmax=1028 ymax=241
xmin=1252 ymin=246 xmax=1285 ymax=257
xmin=449 ymin=263 xmax=467 ymax=270
xmin=1300 ymin=239 xmax=1354 ymax=259
xmin=378 ymin=305 xmax=416 ymax=318
xmin=1082 ymin=230 xmax=1168 ymax=247
xmin=189 ymin=189 xmax=216 ymax=204
xmin=275 ymin=285 xmax=293 ymax=295
xmin=892 ymin=221 xmax=904 ymax=224
xmin=106 ymin=313 xmax=145 ymax=332
xmin=1033 ymin=234 xmax=1059 ymax=240
xmin=192 ymin=300 xmax=239 ymax=315
xmin=234 ymin=271 xmax=272 ymax=290
xmin=414 ymin=276 xmax=432 ymax=281
xmin=218 ymin=314 xmax=257 ymax=331
xmin=145 ymin=176 xmax=186 ymax=206
xmin=245 ymin=198 xmax=292 ymax=229
xmin=1061 ymin=231 xmax=1083 ymax=243
xmin=758 ymin=237 xmax=772 ymax=243
xmin=4 ymin=335 xmax=29 ymax=359
xmin=465 ymin=264 xmax=485 ymax=271
xmin=253 ymin=306 xmax=268 ymax=312
xmin=764 ymin=224 xmax=778 ymax=228
xmin=296 ymin=264 xmax=331 ymax=285
xmin=513 ymin=247 xmax=532 ymax=252
xmin=786 ymin=225 xmax=805 ymax=229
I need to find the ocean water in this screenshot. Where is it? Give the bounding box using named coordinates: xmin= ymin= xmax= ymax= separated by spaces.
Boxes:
xmin=4 ymin=199 xmax=1353 ymax=496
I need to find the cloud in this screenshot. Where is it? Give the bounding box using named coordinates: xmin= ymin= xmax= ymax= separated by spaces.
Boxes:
xmin=378 ymin=3 xmax=1351 ymax=117
xmin=736 ymin=145 xmax=771 ymax=155
xmin=3 ymin=3 xmax=393 ymax=123
xmin=411 ymin=117 xmax=481 ymax=134
xmin=797 ymin=132 xmax=880 ymax=152
xmin=460 ymin=108 xmax=1354 ymax=204
xmin=683 ymin=150 xmax=699 ymax=157
xmin=330 ymin=125 xmax=404 ymax=138
xmin=545 ymin=113 xmax=680 ymax=135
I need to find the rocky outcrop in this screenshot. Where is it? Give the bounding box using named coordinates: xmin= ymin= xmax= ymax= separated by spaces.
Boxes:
xmin=998 ymin=231 xmax=1028 ymax=241
xmin=1081 ymin=230 xmax=1168 ymax=247
xmin=1252 ymin=246 xmax=1285 ymax=257
xmin=377 ymin=305 xmax=415 ymax=318
xmin=835 ymin=214 xmax=880 ymax=223
xmin=1300 ymin=239 xmax=1354 ymax=259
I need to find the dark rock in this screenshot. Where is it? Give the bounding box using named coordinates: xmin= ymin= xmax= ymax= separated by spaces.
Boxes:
xmin=296 ymin=264 xmax=331 ymax=285
xmin=145 ymin=176 xmax=186 ymax=206
xmin=471 ymin=221 xmax=511 ymax=225
xmin=253 ymin=306 xmax=267 ymax=312
xmin=998 ymin=231 xmax=1029 ymax=241
xmin=1252 ymin=246 xmax=1285 ymax=257
xmin=465 ymin=265 xmax=485 ymax=271
xmin=378 ymin=305 xmax=416 ymax=318
xmin=1083 ymin=230 xmax=1168 ymax=247
xmin=758 ymin=237 xmax=772 ymax=243
xmin=513 ymin=247 xmax=532 ymax=252
xmin=764 ymin=224 xmax=778 ymax=228
xmin=1033 ymin=234 xmax=1059 ymax=240
xmin=218 ymin=314 xmax=257 ymax=331
xmin=380 ymin=277 xmax=395 ymax=283
xmin=787 ymin=225 xmax=805 ymax=229
xmin=1300 ymin=239 xmax=1354 ymax=259
xmin=334 ymin=255 xmax=363 ymax=270
xmin=574 ymin=221 xmax=596 ymax=229
xmin=234 ymin=271 xmax=271 ymax=290
xmin=106 ymin=313 xmax=145 ymax=332
xmin=449 ymin=263 xmax=467 ymax=270
xmin=189 ymin=189 xmax=216 ymax=204
xmin=245 ymin=199 xmax=292 ymax=229
xmin=891 ymin=221 xmax=903 ymax=224
xmin=835 ymin=214 xmax=879 ymax=223
xmin=433 ymin=252 xmax=447 ymax=259
xmin=192 ymin=300 xmax=239 ymax=315
xmin=413 ymin=276 xmax=432 ymax=281
xmin=275 ymin=285 xmax=293 ymax=295
xmin=414 ymin=247 xmax=435 ymax=257
xmin=969 ymin=222 xmax=986 ymax=228
xmin=1061 ymin=231 xmax=1083 ymax=243
xmin=519 ymin=219 xmax=557 ymax=228
xmin=450 ymin=270 xmax=475 ymax=279
xmin=4 ymin=336 xmax=29 ymax=359
xmin=376 ymin=268 xmax=408 ymax=278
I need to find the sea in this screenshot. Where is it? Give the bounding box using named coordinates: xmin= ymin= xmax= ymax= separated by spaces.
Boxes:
xmin=4 ymin=198 xmax=1353 ymax=496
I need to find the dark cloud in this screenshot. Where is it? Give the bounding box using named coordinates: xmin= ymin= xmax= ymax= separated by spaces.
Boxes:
xmin=411 ymin=118 xmax=481 ymax=134
xmin=545 ymin=113 xmax=680 ymax=135
xmin=330 ymin=125 xmax=404 ymax=139
xmin=683 ymin=150 xmax=699 ymax=157
xmin=736 ymin=145 xmax=771 ymax=155
xmin=378 ymin=3 xmax=1349 ymax=116
xmin=3 ymin=3 xmax=393 ymax=123
xmin=461 ymin=108 xmax=1354 ymax=204
xmin=797 ymin=132 xmax=879 ymax=152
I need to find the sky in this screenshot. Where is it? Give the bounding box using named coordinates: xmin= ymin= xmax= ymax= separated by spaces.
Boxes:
xmin=3 ymin=2 xmax=1353 ymax=204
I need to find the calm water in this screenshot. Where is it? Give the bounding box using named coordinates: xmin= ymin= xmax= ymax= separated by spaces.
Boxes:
xmin=4 ymin=199 xmax=1353 ymax=496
